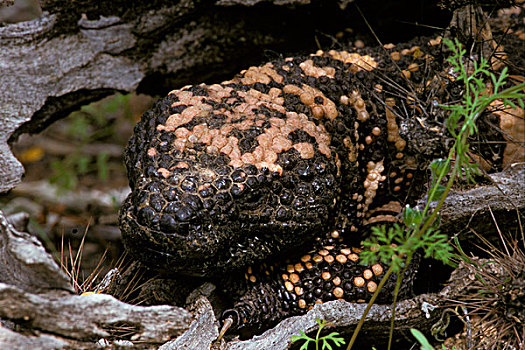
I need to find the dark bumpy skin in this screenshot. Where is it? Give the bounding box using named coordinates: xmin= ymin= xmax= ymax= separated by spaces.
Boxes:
xmin=221 ymin=243 xmax=420 ymax=331
xmin=120 ymin=41 xmax=448 ymax=276
xmin=119 ymin=34 xmax=512 ymax=331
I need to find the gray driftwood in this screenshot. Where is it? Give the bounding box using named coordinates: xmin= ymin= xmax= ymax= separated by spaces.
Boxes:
xmin=1 ymin=165 xmax=523 ymax=349
xmin=427 ymin=165 xmax=525 ymax=243
xmin=0 ymin=283 xmax=193 ymax=341
xmin=0 ymin=209 xmax=193 ymax=348
xmin=0 ymin=209 xmax=72 ymax=293
xmin=160 ymin=295 xmax=222 ymax=350
xmin=0 ymin=0 xmax=358 ymax=194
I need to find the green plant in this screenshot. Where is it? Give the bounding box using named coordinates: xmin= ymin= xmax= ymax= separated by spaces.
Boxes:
xmin=410 ymin=329 xmax=434 ymax=350
xmin=49 ymin=93 xmax=132 ymax=192
xmin=49 ymin=153 xmax=91 ymax=191
xmin=346 ymin=38 xmax=525 ymax=350
xmin=291 ymin=318 xmax=345 ymax=350
xmin=411 ymin=329 xmax=454 ymax=350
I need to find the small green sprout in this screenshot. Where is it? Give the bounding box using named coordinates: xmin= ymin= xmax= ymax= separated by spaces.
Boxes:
xmin=410 ymin=329 xmax=434 ymax=350
xmin=411 ymin=328 xmax=455 ymax=350
xmin=291 ymin=318 xmax=345 ymax=350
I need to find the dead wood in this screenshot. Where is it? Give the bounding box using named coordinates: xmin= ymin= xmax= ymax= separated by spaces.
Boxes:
xmin=0 ymin=210 xmax=193 ymax=348
xmin=0 ymin=283 xmax=193 ymax=341
xmin=427 ymin=165 xmax=525 ymax=245
xmin=0 ymin=0 xmax=354 ymax=193
xmin=0 ymin=209 xmax=72 ymax=293
xmin=1 ymin=165 xmax=523 ymax=349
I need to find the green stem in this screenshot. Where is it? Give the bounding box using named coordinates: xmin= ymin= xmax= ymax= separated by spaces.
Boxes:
xmin=316 ymin=322 xmax=322 ymax=350
xmin=473 ymin=82 xmax=525 ymax=117
xmin=345 ymin=43 xmax=524 ymax=349
xmin=347 ymin=159 xmax=458 ymax=350
xmin=418 ymin=157 xmax=461 ymax=238
xmin=346 ymin=263 xmax=395 ymax=349
xmin=387 ymin=254 xmax=413 ymax=350
xmin=421 ymin=156 xmax=452 ymax=219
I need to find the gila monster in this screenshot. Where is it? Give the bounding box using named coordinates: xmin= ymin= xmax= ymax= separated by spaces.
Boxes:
xmin=119 ymin=32 xmax=516 ymax=331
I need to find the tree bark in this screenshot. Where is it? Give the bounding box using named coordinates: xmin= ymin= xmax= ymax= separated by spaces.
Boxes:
xmin=0 ymin=0 xmax=453 ymax=193
xmin=1 ymin=165 xmax=523 ymax=349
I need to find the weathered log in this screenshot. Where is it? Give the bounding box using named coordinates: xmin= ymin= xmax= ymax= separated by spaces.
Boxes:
xmin=0 ymin=209 xmax=72 ymax=293
xmin=0 ymin=283 xmax=193 ymax=341
xmin=0 ymin=210 xmax=193 ymax=348
xmin=426 ymin=165 xmax=525 ymax=244
xmin=0 ymin=326 xmax=70 ymax=350
xmin=1 ymin=165 xmax=523 ymax=348
xmin=0 ymin=0 xmax=452 ymax=193
xmin=160 ymin=295 xmax=222 ymax=350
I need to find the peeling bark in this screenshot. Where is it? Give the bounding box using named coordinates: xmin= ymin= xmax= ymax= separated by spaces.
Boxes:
xmin=1 ymin=165 xmax=523 ymax=348
xmin=0 ymin=211 xmax=72 ymax=293
xmin=427 ymin=165 xmax=525 ymax=244
xmin=0 ymin=283 xmax=193 ymax=341
xmin=0 ymin=0 xmax=450 ymax=193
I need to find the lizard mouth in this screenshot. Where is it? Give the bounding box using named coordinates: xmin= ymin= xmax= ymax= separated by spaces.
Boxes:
xmin=119 ymin=193 xmax=229 ymax=276
xmin=118 ymin=181 xmax=330 ymax=277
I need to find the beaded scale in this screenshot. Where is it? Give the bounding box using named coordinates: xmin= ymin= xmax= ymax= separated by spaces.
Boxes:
xmin=119 ymin=17 xmax=520 ymax=330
